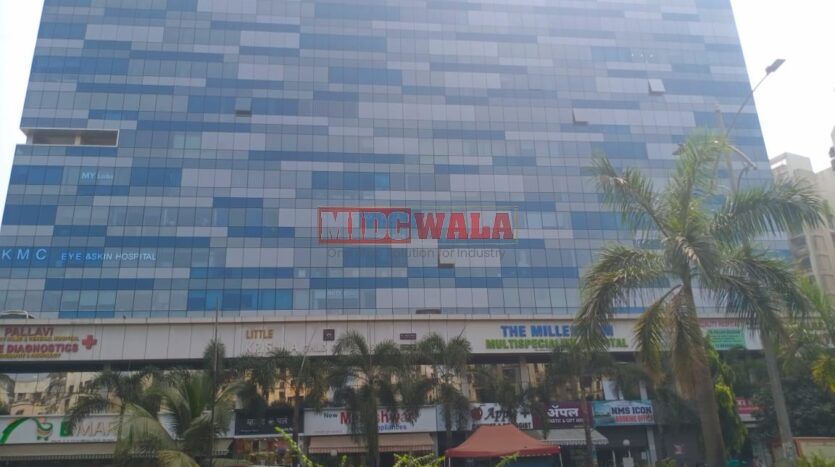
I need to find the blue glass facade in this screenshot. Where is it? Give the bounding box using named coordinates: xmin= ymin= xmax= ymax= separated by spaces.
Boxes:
xmin=0 ymin=0 xmax=774 ymax=318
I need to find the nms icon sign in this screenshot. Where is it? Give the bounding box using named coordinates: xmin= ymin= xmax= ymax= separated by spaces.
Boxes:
xmin=317 ymin=207 xmax=515 ymax=244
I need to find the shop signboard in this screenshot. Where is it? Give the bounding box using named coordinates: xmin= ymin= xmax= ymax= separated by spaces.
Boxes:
xmin=706 ymin=328 xmax=746 ymax=350
xmin=699 ymin=319 xmax=750 ymax=350
xmin=0 ymin=326 xmax=99 ymax=360
xmin=0 ymin=317 xmax=762 ymax=364
xmin=735 ymin=398 xmax=759 ymax=423
xmin=0 ymin=414 xmax=116 ymax=444
xmin=469 ymin=403 xmax=533 ymax=429
xmin=235 ymin=408 xmax=295 ymax=436
xmin=481 ymin=323 xmax=630 ymax=352
xmin=304 ymin=407 xmax=437 ymax=436
xmin=532 ymin=402 xmax=585 ymax=429
xmin=592 ymin=401 xmax=654 ymax=426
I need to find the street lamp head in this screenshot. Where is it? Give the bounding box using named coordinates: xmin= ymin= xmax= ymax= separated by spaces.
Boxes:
xmin=765 ymin=58 xmax=785 ymax=74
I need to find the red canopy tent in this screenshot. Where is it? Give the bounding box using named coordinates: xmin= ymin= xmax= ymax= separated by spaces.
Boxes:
xmin=446 ymin=424 xmax=561 ymax=459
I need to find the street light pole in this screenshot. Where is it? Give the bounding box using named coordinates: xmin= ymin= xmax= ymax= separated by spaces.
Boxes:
xmin=208 ymin=302 xmax=220 ymax=467
xmin=716 ymin=58 xmax=785 ymax=192
xmin=719 ymin=58 xmax=797 ymax=464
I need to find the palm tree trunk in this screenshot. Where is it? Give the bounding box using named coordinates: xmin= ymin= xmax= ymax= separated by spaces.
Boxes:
xmin=581 ymin=400 xmax=596 ymax=467
xmin=760 ymin=328 xmax=797 ymax=464
xmin=445 ymin=403 xmax=453 ymax=453
xmin=292 ymin=393 xmax=302 ymax=444
xmin=683 ymin=281 xmax=726 ymax=467
xmin=692 ymin=356 xmax=726 ymax=466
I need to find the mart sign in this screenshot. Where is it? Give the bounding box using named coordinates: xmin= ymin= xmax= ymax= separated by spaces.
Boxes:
xmin=0 ymin=415 xmax=116 ymax=444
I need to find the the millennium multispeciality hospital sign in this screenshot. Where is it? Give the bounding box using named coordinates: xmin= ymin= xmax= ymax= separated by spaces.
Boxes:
xmin=317 ymin=207 xmax=515 ymax=244
xmin=485 ymin=323 xmax=628 ymax=350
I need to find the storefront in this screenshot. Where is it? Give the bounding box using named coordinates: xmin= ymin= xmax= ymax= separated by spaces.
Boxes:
xmin=302 ymin=407 xmax=437 ymax=464
xmin=232 ymin=408 xmax=295 ymax=465
xmin=0 ymin=413 xmax=233 ymax=466
xmin=527 ymin=402 xmax=607 ymax=466
xmin=591 ymin=401 xmax=656 ymax=467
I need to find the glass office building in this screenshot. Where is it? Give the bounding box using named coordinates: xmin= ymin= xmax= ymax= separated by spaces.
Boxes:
xmin=0 ymin=0 xmax=774 ymax=319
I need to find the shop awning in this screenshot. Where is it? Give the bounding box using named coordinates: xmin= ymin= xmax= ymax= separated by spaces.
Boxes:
xmin=446 ymin=425 xmax=560 ymax=459
xmin=0 ymin=440 xmax=231 ymax=461
xmin=213 ymin=439 xmax=234 ymax=455
xmin=307 ymin=433 xmax=434 ymax=454
xmin=0 ymin=443 xmax=116 ymax=461
xmin=528 ymin=428 xmax=609 ymax=446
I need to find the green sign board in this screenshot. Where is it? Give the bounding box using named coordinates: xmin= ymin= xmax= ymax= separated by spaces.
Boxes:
xmin=706 ymin=328 xmax=745 ymax=350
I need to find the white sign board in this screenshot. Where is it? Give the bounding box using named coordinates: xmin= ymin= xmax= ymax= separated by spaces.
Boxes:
xmin=303 ymin=407 xmax=437 ymax=436
xmin=468 ymin=403 xmax=533 ymax=430
xmin=0 ymin=316 xmax=763 ymax=364
xmin=0 ymin=414 xmax=116 ymax=444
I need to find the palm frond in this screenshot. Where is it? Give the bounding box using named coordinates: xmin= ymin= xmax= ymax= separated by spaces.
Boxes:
xmin=65 ymin=393 xmax=111 ymax=431
xmin=575 ymin=245 xmax=667 ymax=352
xmin=664 ymin=231 xmax=719 ymax=278
xmin=633 ymin=286 xmax=679 ymax=380
xmin=811 ymin=353 xmax=835 ymax=394
xmin=708 ymin=248 xmax=806 ymax=333
xmin=591 ymin=156 xmax=663 ymax=234
xmin=711 ymin=178 xmax=828 ymax=244
xmin=662 ymin=132 xmax=726 ymax=224
xmin=157 ymin=450 xmax=200 ymax=467
xmin=118 ymin=403 xmax=177 ymax=457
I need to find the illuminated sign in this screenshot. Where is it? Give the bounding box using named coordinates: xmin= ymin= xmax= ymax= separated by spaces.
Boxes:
xmin=317 ymin=207 xmax=514 ymax=244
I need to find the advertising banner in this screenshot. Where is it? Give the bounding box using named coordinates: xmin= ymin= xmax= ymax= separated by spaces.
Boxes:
xmin=0 ymin=414 xmax=116 ymax=444
xmin=303 ymin=407 xmax=437 ymax=436
xmin=468 ymin=403 xmax=533 ymax=430
xmin=235 ymin=408 xmax=295 ymax=436
xmin=592 ymin=401 xmax=655 ymax=426
xmin=532 ymin=402 xmax=585 ymax=429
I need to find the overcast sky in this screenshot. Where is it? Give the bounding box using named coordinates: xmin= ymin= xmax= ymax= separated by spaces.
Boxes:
xmin=0 ymin=0 xmax=834 ymax=212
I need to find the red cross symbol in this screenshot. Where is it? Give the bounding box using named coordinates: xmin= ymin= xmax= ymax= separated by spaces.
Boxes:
xmin=81 ymin=335 xmax=98 ymax=350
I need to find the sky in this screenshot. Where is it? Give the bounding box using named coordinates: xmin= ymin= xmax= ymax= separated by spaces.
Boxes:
xmin=0 ymin=0 xmax=834 ymax=213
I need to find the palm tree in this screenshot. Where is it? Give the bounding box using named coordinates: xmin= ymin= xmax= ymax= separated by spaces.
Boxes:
xmin=416 ymin=333 xmax=472 ymax=447
xmin=330 ymin=331 xmax=430 ymax=467
xmin=118 ymin=370 xmax=245 ymax=467
xmin=117 ymin=341 xmax=247 ymax=467
xmin=65 ymin=367 xmax=161 ymax=464
xmin=241 ymin=348 xmax=330 ymax=443
xmin=574 ymin=132 xmax=826 ymax=466
xmin=790 ymin=277 xmax=835 ymax=394
xmin=472 ymin=364 xmax=527 ymax=427
xmin=532 ymin=341 xmax=629 ymax=467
